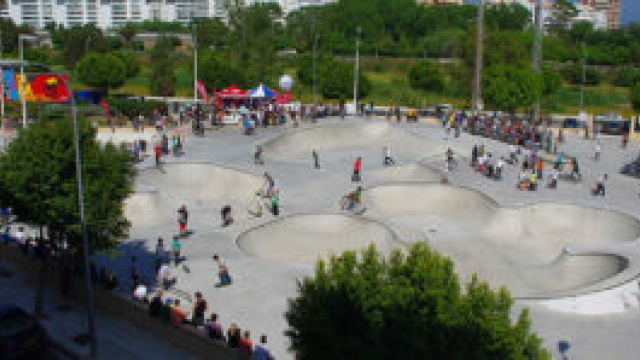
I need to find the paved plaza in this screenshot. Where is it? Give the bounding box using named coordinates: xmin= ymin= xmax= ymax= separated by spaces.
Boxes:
xmin=92 ymin=117 xmax=640 ymax=359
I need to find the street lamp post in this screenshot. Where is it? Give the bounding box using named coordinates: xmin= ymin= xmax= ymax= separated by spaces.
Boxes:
xmin=353 ymin=26 xmax=361 ymax=116
xmin=19 ymin=34 xmax=36 ymax=128
xmin=193 ymin=19 xmax=198 ymax=106
xmin=56 ymin=74 xmax=96 ymax=357
xmin=313 ymin=34 xmax=319 ymax=104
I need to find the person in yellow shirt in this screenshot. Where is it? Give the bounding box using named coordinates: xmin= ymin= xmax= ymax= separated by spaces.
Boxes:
xmin=530 ymin=172 xmax=537 ymax=191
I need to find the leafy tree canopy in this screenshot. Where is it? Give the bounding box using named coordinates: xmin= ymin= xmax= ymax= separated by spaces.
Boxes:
xmin=76 ymin=52 xmax=127 ymax=94
xmin=0 ymin=116 xmax=135 ymax=253
xmin=483 ymin=65 xmax=539 ymax=112
xmin=286 ymin=244 xmax=549 ymax=360
xmin=408 ymin=60 xmax=446 ymax=92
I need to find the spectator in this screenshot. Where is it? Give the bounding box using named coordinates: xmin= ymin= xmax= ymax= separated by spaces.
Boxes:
xmin=239 ymin=331 xmax=253 ymax=357
xmin=213 ymin=254 xmax=232 ymax=287
xmin=227 ymin=323 xmax=241 ymax=348
xmin=191 ymin=292 xmax=207 ymax=327
xmin=155 ymin=237 xmax=166 ymax=272
xmin=253 ymin=335 xmax=273 ymax=360
xmin=15 ymin=226 xmax=27 ymax=253
xmin=157 ymin=263 xmax=171 ymax=290
xmin=133 ymin=284 xmax=147 ymax=301
xmin=131 ymin=256 xmax=139 ymax=291
xmin=205 ymin=313 xmax=224 ymax=341
xmin=170 ymin=299 xmax=187 ymax=326
xmin=149 ymin=292 xmax=163 ymax=317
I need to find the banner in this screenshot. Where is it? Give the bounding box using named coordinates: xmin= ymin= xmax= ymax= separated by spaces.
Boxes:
xmin=2 ymin=72 xmax=70 ymax=102
xmin=196 ymin=80 xmax=209 ymax=106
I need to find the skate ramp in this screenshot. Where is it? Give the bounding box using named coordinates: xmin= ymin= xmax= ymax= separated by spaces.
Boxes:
xmin=125 ymin=164 xmax=263 ymax=228
xmin=262 ymin=122 xmax=442 ymax=161
xmin=364 ymin=183 xmax=640 ymax=297
xmin=370 ymin=164 xmax=441 ymax=183
xmin=237 ymin=214 xmax=398 ymax=263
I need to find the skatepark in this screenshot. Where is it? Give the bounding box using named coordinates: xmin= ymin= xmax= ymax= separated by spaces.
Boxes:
xmin=113 ymin=118 xmax=640 ymax=359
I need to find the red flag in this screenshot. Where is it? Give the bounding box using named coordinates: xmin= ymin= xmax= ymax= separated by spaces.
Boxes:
xmin=196 ymin=80 xmax=209 ymax=106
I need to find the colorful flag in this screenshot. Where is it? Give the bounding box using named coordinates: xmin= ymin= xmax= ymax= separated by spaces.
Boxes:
xmin=196 ymin=80 xmax=209 ymax=106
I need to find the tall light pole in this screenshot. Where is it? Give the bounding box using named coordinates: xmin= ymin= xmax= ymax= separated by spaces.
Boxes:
xmin=193 ymin=19 xmax=198 ymax=106
xmin=62 ymin=74 xmax=96 ymax=358
xmin=581 ymin=41 xmax=588 ymax=138
xmin=19 ymin=34 xmax=36 ymax=128
xmin=353 ymin=26 xmax=361 ymax=116
xmin=313 ymin=34 xmax=319 ymax=104
xmin=474 ymin=0 xmax=484 ymax=114
xmin=532 ymin=0 xmax=543 ymax=122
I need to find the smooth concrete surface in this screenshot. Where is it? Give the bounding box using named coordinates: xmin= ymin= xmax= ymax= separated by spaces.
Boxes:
xmin=44 ymin=117 xmax=640 ymax=360
xmin=237 ymin=214 xmax=398 ymax=263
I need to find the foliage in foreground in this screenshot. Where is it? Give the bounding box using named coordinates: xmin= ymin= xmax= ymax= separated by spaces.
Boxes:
xmin=286 ymin=244 xmax=549 ymax=360
xmin=0 ymin=117 xmax=135 ymax=254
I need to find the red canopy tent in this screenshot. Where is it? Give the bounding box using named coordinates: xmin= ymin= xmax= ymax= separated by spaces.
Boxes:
xmin=274 ymin=91 xmax=291 ymax=104
xmin=216 ymin=85 xmax=248 ymax=99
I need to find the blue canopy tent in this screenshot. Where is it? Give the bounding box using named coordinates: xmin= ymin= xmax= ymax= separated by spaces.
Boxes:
xmin=249 ymin=84 xmax=278 ymax=99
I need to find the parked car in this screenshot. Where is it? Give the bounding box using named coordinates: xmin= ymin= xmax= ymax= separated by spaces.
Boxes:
xmin=0 ymin=305 xmax=50 ymax=359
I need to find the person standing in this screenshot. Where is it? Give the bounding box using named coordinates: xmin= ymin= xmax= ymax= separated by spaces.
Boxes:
xmin=352 ymin=157 xmax=362 ymax=182
xmin=312 ymin=150 xmax=320 ymax=169
xmin=536 ymin=157 xmax=544 ymax=180
xmin=239 ymin=331 xmax=253 ymax=358
xmin=178 ymin=205 xmax=188 ymax=236
xmin=155 ymin=237 xmax=166 ymax=272
xmin=270 ymin=190 xmax=280 ymax=216
xmin=191 ymin=292 xmax=207 ymax=328
xmin=383 ymin=146 xmax=395 ymax=166
xmin=171 ymin=236 xmax=181 ymax=265
xmin=594 ymin=142 xmax=601 ymax=161
xmin=154 ymin=141 xmax=162 ymax=166
xmin=253 ymin=335 xmax=273 ymax=360
xmin=213 ymin=254 xmax=232 ymax=286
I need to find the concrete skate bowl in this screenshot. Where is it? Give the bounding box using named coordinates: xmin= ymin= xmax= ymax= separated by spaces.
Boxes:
xmin=237 ymin=214 xmax=399 ymax=264
xmin=261 ymin=122 xmax=442 ymax=162
xmin=364 ymin=183 xmax=640 ymax=298
xmin=125 ymin=163 xmax=263 ymax=228
xmin=370 ymin=164 xmax=442 ymax=183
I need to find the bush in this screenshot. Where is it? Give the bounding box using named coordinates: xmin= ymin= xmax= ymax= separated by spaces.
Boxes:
xmin=407 ymin=60 xmax=445 ymax=92
xmin=613 ymin=67 xmax=640 ymax=88
xmin=561 ymin=63 xmax=602 ymax=86
xmin=285 ymin=244 xmax=550 ymax=360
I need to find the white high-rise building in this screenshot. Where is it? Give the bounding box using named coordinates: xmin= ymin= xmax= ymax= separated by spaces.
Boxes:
xmin=0 ymin=0 xmax=333 ymax=30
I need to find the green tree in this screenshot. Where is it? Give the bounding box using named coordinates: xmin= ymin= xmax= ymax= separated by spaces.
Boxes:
xmin=408 ymin=60 xmax=445 ymax=92
xmin=197 ymin=51 xmax=247 ymax=90
xmin=316 ymin=59 xmax=370 ymax=100
xmin=117 ymin=23 xmax=138 ymax=46
xmin=0 ymin=115 xmax=134 ymax=255
xmin=613 ymin=66 xmax=640 ymax=88
xmin=111 ymin=51 xmax=140 ymax=79
xmin=540 ymin=66 xmax=562 ymax=97
xmin=483 ymin=65 xmax=539 ymax=112
xmin=76 ymin=53 xmax=127 ymax=95
xmin=192 ymin=18 xmax=228 ymax=50
xmin=550 ymin=0 xmax=578 ymax=34
xmin=286 ymin=244 xmax=549 ymax=360
xmin=148 ymin=36 xmax=179 ymax=96
xmin=561 ymin=63 xmax=601 ymax=86
xmin=630 ymin=83 xmax=640 ymax=113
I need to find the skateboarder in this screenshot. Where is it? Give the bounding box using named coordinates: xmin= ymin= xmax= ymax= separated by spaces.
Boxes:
xmin=383 ymin=146 xmax=395 ymax=166
xmin=352 ymin=157 xmax=362 ymax=182
xmin=254 ymin=145 xmax=264 ymax=165
xmin=178 ymin=205 xmax=188 ymax=236
xmin=312 ymin=150 xmax=320 ymax=169
xmin=221 ymin=205 xmax=233 ymax=227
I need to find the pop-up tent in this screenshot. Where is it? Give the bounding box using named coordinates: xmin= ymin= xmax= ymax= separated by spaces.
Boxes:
xmin=217 ymin=85 xmax=249 ymax=99
xmin=249 ymin=84 xmax=277 ymax=98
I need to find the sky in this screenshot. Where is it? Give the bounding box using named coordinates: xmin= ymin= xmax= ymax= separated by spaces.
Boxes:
xmin=465 ymin=1 xmax=640 ymax=25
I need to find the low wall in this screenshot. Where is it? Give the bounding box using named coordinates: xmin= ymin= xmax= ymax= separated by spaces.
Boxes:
xmin=0 ymin=243 xmax=244 ymax=360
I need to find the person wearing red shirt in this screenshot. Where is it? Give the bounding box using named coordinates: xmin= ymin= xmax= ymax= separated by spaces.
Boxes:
xmin=170 ymin=299 xmax=186 ymax=326
xmin=352 ymin=157 xmax=362 ymax=182
xmin=239 ymin=331 xmax=253 ymax=358
xmin=154 ymin=142 xmax=162 ymax=166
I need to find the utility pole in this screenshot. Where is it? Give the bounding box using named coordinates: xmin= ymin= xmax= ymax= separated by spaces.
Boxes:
xmin=0 ymin=27 xmax=4 ymax=130
xmin=474 ymin=0 xmax=484 ymax=114
xmin=313 ymin=34 xmax=319 ymax=105
xmin=353 ymin=26 xmax=361 ymax=116
xmin=532 ymin=0 xmax=543 ymax=122
xmin=193 ymin=19 xmax=198 ymax=106
xmin=581 ymin=41 xmax=589 ymax=138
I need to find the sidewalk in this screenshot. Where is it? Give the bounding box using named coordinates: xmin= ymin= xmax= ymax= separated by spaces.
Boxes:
xmin=0 ymin=260 xmax=197 ymax=360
